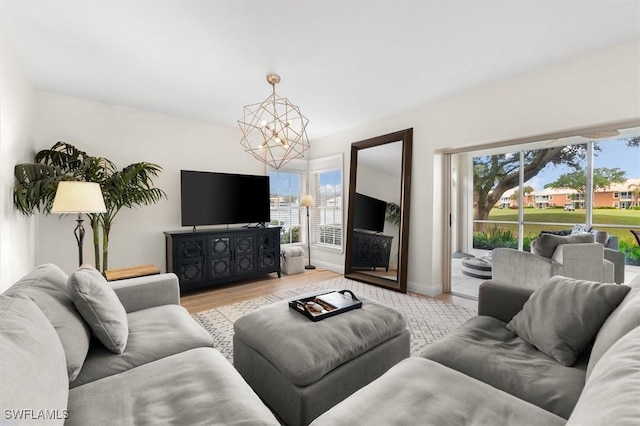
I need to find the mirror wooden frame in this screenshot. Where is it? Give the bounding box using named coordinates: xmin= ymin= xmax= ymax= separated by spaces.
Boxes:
xmin=344 ymin=128 xmax=412 ymax=293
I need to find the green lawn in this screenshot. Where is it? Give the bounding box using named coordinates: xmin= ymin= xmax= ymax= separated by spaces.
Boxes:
xmin=485 ymin=208 xmax=640 ymax=241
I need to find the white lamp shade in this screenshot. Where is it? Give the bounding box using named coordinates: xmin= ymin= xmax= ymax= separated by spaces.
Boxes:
xmin=300 ymin=194 xmax=315 ymax=207
xmin=51 ymin=181 xmax=107 ymax=214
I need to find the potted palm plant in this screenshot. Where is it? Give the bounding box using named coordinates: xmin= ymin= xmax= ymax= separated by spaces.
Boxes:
xmin=14 ymin=141 xmax=166 ymax=273
xmin=386 ymin=202 xmax=401 ymax=226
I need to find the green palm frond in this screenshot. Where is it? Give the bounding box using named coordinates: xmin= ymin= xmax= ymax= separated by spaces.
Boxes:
xmin=386 ymin=202 xmax=401 ymax=226
xmin=77 ymin=156 xmax=118 ymax=183
xmin=100 ymin=162 xmax=166 ymax=213
xmin=13 ymin=164 xmax=67 ymax=215
xmin=35 ymin=141 xmax=90 ymax=173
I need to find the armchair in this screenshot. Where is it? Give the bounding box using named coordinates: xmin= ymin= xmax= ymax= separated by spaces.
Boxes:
xmin=493 ymin=235 xmax=615 ymax=290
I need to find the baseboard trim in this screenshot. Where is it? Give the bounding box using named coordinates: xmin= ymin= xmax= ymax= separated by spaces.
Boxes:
xmin=312 ymin=260 xmax=344 ymax=275
xmin=408 ymin=280 xmax=442 ymax=297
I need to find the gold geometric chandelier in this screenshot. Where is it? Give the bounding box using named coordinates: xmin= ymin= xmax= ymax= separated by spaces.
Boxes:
xmin=238 ymin=74 xmax=310 ymax=169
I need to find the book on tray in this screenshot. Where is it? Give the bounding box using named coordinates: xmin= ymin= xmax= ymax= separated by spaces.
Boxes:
xmin=289 ymin=290 xmax=362 ymax=321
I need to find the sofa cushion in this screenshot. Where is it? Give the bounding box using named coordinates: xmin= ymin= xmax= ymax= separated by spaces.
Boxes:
xmin=71 ymin=304 xmax=214 ymax=387
xmin=586 ymin=280 xmax=640 ymax=379
xmin=0 ymin=295 xmax=69 ymax=424
xmin=3 ymin=263 xmax=91 ymax=382
xmin=507 ymin=275 xmax=629 ymax=366
xmin=532 ymin=233 xmax=595 ymax=258
xmin=567 ymin=325 xmax=640 ymax=425
xmin=422 ymin=315 xmax=586 ymax=419
xmin=69 ymin=265 xmax=129 ymax=354
xmin=310 ymin=357 xmax=566 ymax=426
xmin=67 ymin=348 xmax=280 ymax=426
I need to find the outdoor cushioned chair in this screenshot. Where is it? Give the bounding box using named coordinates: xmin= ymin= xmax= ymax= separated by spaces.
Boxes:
xmin=529 ymin=226 xmax=624 ymax=283
xmin=492 ymin=233 xmax=615 ymax=290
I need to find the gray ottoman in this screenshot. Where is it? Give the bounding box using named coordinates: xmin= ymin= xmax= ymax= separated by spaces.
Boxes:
xmin=233 ymin=295 xmax=410 ymax=426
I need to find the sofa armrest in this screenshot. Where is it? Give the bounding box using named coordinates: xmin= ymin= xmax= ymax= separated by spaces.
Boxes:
xmin=478 ymin=281 xmax=533 ymax=323
xmin=492 ymin=248 xmax=557 ymax=289
xmin=604 ymin=248 xmax=625 ymax=284
xmin=111 ymin=273 xmax=180 ymax=313
xmin=551 ymin=242 xmax=602 ymax=264
xmin=605 ymin=235 xmax=619 ymax=250
xmin=552 ymin=243 xmax=612 ymax=282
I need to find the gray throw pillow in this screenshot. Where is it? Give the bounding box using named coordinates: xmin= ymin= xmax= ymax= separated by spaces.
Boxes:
xmin=3 ymin=264 xmax=91 ymax=382
xmin=68 ymin=265 xmax=129 ymax=354
xmin=567 ymin=325 xmax=640 ymax=425
xmin=0 ymin=295 xmax=69 ymax=423
xmin=586 ymin=282 xmax=640 ymax=379
xmin=531 ymin=233 xmax=595 ymax=258
xmin=507 ymin=275 xmax=630 ymax=366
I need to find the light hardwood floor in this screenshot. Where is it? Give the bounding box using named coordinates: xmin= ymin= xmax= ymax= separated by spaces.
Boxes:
xmin=180 ymin=268 xmax=477 ymax=314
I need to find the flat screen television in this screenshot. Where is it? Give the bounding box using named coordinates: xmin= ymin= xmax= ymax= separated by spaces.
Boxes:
xmin=354 ymin=193 xmax=387 ymax=233
xmin=180 ymin=170 xmax=270 ymax=227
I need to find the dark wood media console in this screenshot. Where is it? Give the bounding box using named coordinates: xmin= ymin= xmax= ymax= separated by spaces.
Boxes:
xmin=165 ymin=227 xmax=281 ymax=293
xmin=351 ymin=230 xmax=393 ymax=271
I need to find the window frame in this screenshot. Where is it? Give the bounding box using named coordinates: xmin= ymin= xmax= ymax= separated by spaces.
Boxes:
xmin=267 ymin=161 xmax=307 ymax=246
xmin=308 ymin=154 xmax=344 ymax=253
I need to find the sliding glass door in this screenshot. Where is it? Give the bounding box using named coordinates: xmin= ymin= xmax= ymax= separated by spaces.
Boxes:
xmin=447 ymin=125 xmax=640 ymax=299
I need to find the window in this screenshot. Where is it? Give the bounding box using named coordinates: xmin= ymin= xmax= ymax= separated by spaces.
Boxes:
xmin=309 ymin=154 xmax=343 ymax=250
xmin=450 ymin=129 xmax=640 ymax=300
xmin=268 ymin=162 xmax=306 ymax=244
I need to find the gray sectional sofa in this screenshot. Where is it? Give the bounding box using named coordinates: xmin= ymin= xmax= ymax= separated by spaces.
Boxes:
xmin=0 ymin=264 xmax=279 ymax=425
xmin=312 ymin=274 xmax=640 ymax=425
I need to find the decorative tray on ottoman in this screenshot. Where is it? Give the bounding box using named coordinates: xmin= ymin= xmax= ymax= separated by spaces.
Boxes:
xmin=289 ymin=290 xmax=362 ymax=321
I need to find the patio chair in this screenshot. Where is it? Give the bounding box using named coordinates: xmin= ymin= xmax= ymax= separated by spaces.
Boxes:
xmin=631 ymin=229 xmax=640 ymax=246
xmin=492 ymin=233 xmax=614 ymax=290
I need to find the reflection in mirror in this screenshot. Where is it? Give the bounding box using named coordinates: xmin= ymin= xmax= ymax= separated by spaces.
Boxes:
xmin=354 ymin=143 xmax=402 ymax=281
xmin=345 ymin=129 xmax=412 ymax=293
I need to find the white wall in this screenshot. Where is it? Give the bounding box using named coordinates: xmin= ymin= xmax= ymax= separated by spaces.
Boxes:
xmin=309 ymin=40 xmax=640 ymax=296
xmin=33 ymin=93 xmax=265 ymax=275
xmin=0 ymin=35 xmax=36 ymax=292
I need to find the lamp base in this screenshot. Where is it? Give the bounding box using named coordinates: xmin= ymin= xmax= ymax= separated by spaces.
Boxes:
xmin=305 ymin=265 xmax=316 ymax=270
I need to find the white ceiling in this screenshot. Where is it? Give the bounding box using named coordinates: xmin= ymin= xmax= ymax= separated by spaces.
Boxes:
xmin=2 ymin=1 xmax=639 ymax=140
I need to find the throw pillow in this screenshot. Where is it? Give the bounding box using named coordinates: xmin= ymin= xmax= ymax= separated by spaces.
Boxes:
xmin=3 ymin=264 xmax=92 ymax=382
xmin=571 ymin=224 xmax=592 ymax=234
xmin=0 ymin=295 xmax=69 ymax=423
xmin=567 ymin=325 xmax=640 ymax=425
xmin=585 ymin=281 xmax=640 ymax=379
xmin=507 ymin=275 xmax=630 ymax=366
xmin=539 ymin=229 xmax=571 ymax=237
xmin=531 ymin=233 xmax=595 ymax=258
xmin=68 ymin=265 xmax=129 ymax=354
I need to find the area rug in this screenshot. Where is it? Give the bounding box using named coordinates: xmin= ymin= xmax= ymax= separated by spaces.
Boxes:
xmin=192 ymin=277 xmax=476 ymax=363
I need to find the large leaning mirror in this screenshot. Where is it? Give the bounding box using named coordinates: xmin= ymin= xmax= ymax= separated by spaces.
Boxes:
xmin=345 ymin=128 xmax=412 ymax=293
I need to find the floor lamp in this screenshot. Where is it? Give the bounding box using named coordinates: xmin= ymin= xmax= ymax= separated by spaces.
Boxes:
xmin=300 ymin=194 xmax=316 ymax=270
xmin=52 ymin=181 xmax=107 ymax=267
